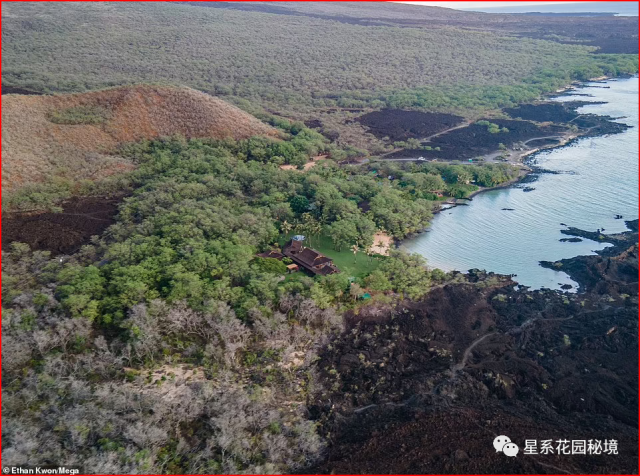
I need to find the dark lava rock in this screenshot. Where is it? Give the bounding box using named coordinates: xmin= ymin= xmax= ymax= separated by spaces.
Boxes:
xmin=2 ymin=85 xmax=43 ymax=95
xmin=561 ymin=226 xmax=608 ymax=242
xmin=2 ymin=196 xmax=121 ymax=255
xmin=385 ymin=118 xmax=568 ymax=161
xmin=560 ymin=237 xmax=583 ymax=242
xmin=504 ymin=103 xmax=578 ymax=123
xmin=571 ymin=112 xmax=631 ymax=135
xmin=542 ymin=220 xmax=639 ymax=293
xmin=311 ymin=221 xmax=639 ymax=474
xmin=357 ymin=109 xmax=463 ymax=142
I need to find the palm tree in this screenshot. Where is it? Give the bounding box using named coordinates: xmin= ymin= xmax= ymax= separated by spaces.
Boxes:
xmin=312 ymin=221 xmax=322 ymax=247
xmin=281 ymin=220 xmax=293 ymax=239
xmin=301 ymin=213 xmax=321 ymax=247
xmin=457 ymin=169 xmax=472 ymax=185
xmin=351 ymin=244 xmax=359 ymax=263
xmin=350 ymin=283 xmax=363 ymax=302
xmin=365 ymin=246 xmax=374 ymax=263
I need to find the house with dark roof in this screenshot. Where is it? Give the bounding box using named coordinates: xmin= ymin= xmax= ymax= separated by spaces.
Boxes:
xmin=256 ymin=250 xmax=285 ymax=260
xmin=283 ymin=239 xmax=340 ymax=276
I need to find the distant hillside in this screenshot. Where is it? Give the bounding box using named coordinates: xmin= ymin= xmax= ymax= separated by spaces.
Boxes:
xmin=183 ymin=1 xmax=487 ymax=21
xmin=1 ymin=85 xmax=276 ymax=194
xmin=1 ymin=2 xmax=636 ymax=153
xmin=190 ymin=2 xmax=638 ymax=52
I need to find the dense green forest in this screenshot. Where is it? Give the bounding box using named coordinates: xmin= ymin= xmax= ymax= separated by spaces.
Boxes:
xmin=2 ymin=119 xmax=520 ymax=472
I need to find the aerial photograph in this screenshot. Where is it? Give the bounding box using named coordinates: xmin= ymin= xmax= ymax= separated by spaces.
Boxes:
xmin=1 ymin=1 xmax=638 ymax=474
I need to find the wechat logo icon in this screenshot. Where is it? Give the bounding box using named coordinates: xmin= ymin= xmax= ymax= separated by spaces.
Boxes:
xmin=494 ymin=435 xmax=519 ymax=457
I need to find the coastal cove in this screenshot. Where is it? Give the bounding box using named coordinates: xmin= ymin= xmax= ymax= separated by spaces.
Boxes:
xmin=402 ymin=76 xmax=639 ymax=291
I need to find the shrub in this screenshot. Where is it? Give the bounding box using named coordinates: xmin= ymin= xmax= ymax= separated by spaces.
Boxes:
xmin=48 ymin=105 xmax=111 ymax=125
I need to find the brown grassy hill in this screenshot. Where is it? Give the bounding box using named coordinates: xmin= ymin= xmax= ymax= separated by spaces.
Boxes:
xmin=1 ymin=85 xmax=276 ymax=193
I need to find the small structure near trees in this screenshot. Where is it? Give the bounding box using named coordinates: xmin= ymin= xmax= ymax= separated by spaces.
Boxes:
xmin=283 ymin=239 xmax=340 ymax=275
xmin=256 ymin=235 xmax=340 ymax=275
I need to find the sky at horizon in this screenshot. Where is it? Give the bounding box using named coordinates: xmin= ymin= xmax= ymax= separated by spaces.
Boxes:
xmin=400 ymin=1 xmax=576 ymax=9
xmin=398 ymin=1 xmax=638 ymax=15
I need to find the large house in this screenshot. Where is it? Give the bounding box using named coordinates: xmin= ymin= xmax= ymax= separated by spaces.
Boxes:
xmin=282 ymin=238 xmax=340 ymax=276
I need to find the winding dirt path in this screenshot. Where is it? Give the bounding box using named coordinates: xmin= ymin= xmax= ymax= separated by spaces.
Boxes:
xmin=522 ymin=135 xmax=564 ymax=145
xmin=452 ymin=332 xmax=498 ymax=372
xmin=421 ymin=121 xmax=471 ymax=142
xmin=378 ymin=121 xmax=471 ymax=159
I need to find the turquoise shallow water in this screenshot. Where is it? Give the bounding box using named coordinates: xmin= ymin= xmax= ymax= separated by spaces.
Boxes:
xmin=402 ymin=77 xmax=639 ymax=290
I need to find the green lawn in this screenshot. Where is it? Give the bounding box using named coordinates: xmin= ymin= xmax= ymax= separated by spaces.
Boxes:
xmin=279 ymin=233 xmax=381 ymax=278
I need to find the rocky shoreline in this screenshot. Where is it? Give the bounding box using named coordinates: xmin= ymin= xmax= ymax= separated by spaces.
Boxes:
xmin=308 ymin=77 xmax=638 ymax=473
xmin=310 ymin=220 xmax=638 ymax=474
xmin=398 ymin=76 xmax=634 ymax=248
xmin=541 ymin=220 xmax=639 ymax=293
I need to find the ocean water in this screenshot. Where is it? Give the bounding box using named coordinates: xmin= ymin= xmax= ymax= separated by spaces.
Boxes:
xmin=402 ymin=76 xmax=639 ymax=290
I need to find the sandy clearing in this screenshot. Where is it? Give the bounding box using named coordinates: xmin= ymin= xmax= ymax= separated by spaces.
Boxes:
xmin=279 ymin=154 xmax=328 ymax=171
xmin=370 ymin=231 xmax=392 ymax=256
